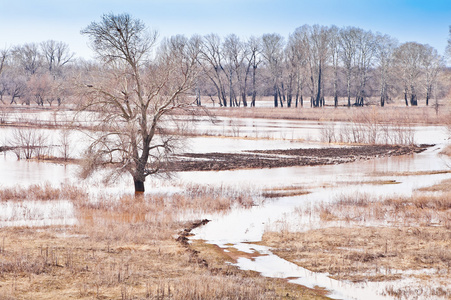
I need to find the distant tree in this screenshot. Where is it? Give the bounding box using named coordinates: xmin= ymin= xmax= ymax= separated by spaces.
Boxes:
xmin=446 ymin=25 xmax=451 ymax=61
xmin=284 ymin=38 xmax=298 ymax=107
xmin=328 ymin=25 xmax=341 ymax=107
xmin=394 ymin=42 xmax=427 ymax=106
xmin=420 ymin=44 xmax=444 ymax=106
xmin=298 ymin=25 xmax=331 ymax=108
xmin=80 ymin=13 xmax=201 ymax=193
xmin=245 ymin=36 xmax=262 ymax=107
xmin=353 ymin=29 xmax=376 ymax=106
xmin=27 ymin=73 xmax=55 ymax=106
xmin=375 ymin=34 xmax=398 ymax=107
xmin=4 ymin=68 xmax=27 ymax=104
xmin=200 ymin=34 xmax=228 ymax=106
xmin=224 ymin=35 xmax=256 ymax=107
xmin=12 ymin=43 xmax=42 ymax=75
xmin=261 ymin=33 xmax=284 ymax=107
xmin=0 ymin=48 xmax=9 ymax=104
xmin=288 ymin=29 xmax=309 ymax=107
xmin=339 ymin=27 xmax=358 ymax=107
xmin=0 ymin=48 xmax=8 ymax=76
xmin=223 ymin=34 xmax=242 ymax=107
xmin=40 ymin=40 xmax=74 ymax=75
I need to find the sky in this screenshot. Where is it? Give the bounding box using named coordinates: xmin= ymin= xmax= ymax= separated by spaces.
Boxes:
xmin=1 ymin=0 xmax=450 ymax=59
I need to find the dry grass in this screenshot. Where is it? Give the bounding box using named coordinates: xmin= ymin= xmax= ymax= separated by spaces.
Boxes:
xmin=0 ymin=183 xmax=85 ymax=202
xmin=371 ymin=170 xmax=451 ymax=177
xmin=0 ymin=184 xmax=327 ymax=299
xmin=207 ymin=102 xmax=451 ymax=125
xmin=440 ymin=144 xmax=451 ymax=157
xmin=262 ymin=178 xmax=451 ymax=298
xmin=262 ymin=186 xmax=310 ymax=198
xmin=263 ymin=226 xmax=451 ymax=282
xmin=418 ymin=178 xmax=451 ymax=192
xmin=306 ymin=192 xmax=451 ymax=228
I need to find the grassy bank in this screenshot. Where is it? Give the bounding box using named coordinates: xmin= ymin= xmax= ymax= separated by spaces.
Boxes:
xmin=261 ymin=178 xmax=451 ymax=298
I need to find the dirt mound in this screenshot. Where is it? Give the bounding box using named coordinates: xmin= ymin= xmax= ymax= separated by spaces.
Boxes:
xmin=168 ymin=145 xmax=428 ymax=172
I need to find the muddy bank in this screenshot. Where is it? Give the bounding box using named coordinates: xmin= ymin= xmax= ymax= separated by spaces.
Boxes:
xmin=169 ymin=144 xmax=429 ymax=172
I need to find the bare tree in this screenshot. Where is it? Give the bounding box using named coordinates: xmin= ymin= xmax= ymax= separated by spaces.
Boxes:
xmin=0 ymin=48 xmax=8 ymax=76
xmin=328 ymin=25 xmax=341 ymax=107
xmin=284 ymin=39 xmax=298 ymax=107
xmin=12 ymin=43 xmax=42 ymax=75
xmin=79 ymin=13 xmax=201 ymax=193
xmin=59 ymin=128 xmax=72 ymax=161
xmin=339 ymin=27 xmax=358 ymax=107
xmin=394 ymin=42 xmax=424 ymax=106
xmin=27 ymin=73 xmax=53 ymax=106
xmin=261 ymin=33 xmax=284 ymax=107
xmin=223 ymin=34 xmax=256 ymax=107
xmin=40 ymin=40 xmax=74 ymax=74
xmin=0 ymin=49 xmax=9 ymax=104
xmin=298 ymin=25 xmax=331 ymax=107
xmin=375 ymin=34 xmax=398 ymax=107
xmin=446 ymin=25 xmax=451 ymax=62
xmin=421 ymin=44 xmax=444 ymax=106
xmin=9 ymin=127 xmax=48 ymax=160
xmin=353 ymin=29 xmax=376 ymax=106
xmin=4 ymin=68 xmax=27 ymax=104
xmin=288 ymin=29 xmax=309 ymax=107
xmin=246 ymin=36 xmax=262 ymax=107
xmin=0 ymin=74 xmax=6 ymax=104
xmin=200 ymin=34 xmax=228 ymax=106
xmin=223 ymin=34 xmax=241 ymax=107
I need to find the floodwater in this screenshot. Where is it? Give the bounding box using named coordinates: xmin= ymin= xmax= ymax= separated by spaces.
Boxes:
xmin=1 ymin=114 xmax=450 ymax=299
xmin=188 ymin=144 xmax=451 ymax=300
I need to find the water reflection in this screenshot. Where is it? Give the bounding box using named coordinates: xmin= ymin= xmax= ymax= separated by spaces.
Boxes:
xmin=0 ymin=199 xmax=76 ymax=227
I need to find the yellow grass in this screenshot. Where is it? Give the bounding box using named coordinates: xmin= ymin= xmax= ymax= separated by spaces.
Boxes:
xmin=261 ymin=177 xmax=451 ymax=298
xmin=206 ymin=101 xmax=451 ymax=125
xmin=0 ymin=184 xmax=329 ymax=299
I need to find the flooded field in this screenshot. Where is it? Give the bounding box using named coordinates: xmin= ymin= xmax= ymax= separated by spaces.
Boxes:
xmin=1 ymin=111 xmax=450 ymax=299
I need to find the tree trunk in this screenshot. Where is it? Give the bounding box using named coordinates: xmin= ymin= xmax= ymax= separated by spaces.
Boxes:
xmin=280 ymin=83 xmax=286 ymax=106
xmin=315 ymin=64 xmax=322 ymax=108
xmin=251 ymin=66 xmax=257 ymax=107
xmin=410 ymin=85 xmax=417 ymax=106
xmin=251 ymin=91 xmax=256 ymax=107
xmin=242 ymin=92 xmax=247 ymax=107
xmin=277 ymin=86 xmax=284 ymax=108
xmin=134 ymin=180 xmax=145 ymax=193
xmin=274 ymin=84 xmax=278 ymax=107
xmin=404 ymin=89 xmax=409 ymax=106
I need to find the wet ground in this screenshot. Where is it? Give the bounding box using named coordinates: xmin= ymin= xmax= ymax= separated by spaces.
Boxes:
xmin=169 ymin=144 xmax=428 ymax=172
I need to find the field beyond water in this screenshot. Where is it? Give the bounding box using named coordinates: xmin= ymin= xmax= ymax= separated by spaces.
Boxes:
xmin=1 ymin=103 xmax=451 ymax=299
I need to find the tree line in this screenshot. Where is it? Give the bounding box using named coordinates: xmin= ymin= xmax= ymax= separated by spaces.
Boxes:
xmin=0 ymin=41 xmax=74 ymax=106
xmin=0 ymin=24 xmax=448 ymax=108
xmin=199 ymin=25 xmax=447 ymax=108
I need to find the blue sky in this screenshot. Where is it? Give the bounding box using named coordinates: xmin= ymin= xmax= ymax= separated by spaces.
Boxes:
xmin=1 ymin=0 xmax=450 ymax=59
